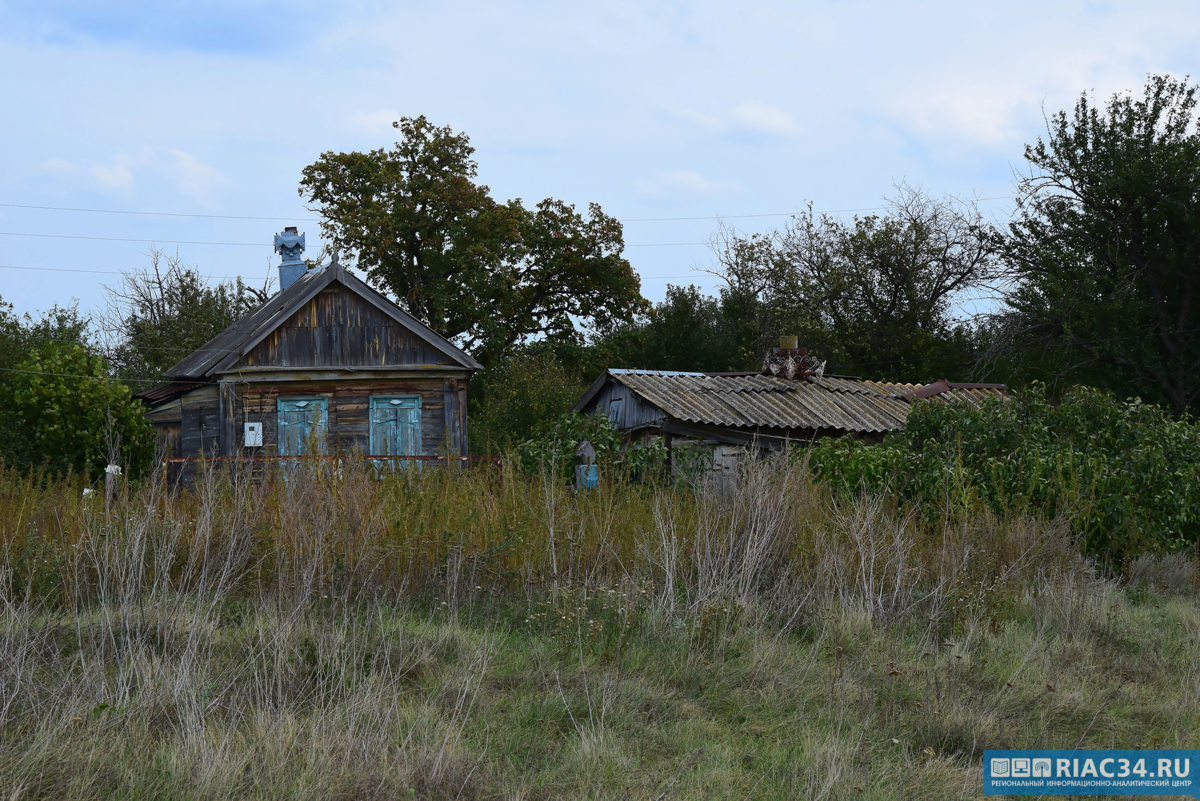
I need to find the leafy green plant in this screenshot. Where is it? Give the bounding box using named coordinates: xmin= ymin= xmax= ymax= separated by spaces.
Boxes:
xmin=516 ymin=412 xmax=623 ymax=478
xmin=808 ymin=384 xmax=1200 ymax=560
xmin=0 ymin=343 xmax=153 ymax=479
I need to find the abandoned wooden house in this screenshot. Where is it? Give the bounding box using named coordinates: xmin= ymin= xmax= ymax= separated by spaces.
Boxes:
xmin=136 ymin=228 xmax=481 ymax=464
xmin=573 ymin=341 xmax=1007 ymax=473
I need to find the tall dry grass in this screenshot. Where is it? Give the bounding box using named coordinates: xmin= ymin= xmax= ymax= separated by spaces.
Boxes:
xmin=0 ymin=455 xmax=1195 ymax=798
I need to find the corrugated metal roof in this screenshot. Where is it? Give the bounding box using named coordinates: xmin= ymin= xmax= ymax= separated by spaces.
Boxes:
xmin=609 ymin=371 xmax=911 ymax=434
xmin=133 ymin=380 xmax=208 ymax=405
xmin=593 ymin=372 xmax=1011 ymax=435
xmin=866 ymin=381 xmax=1009 ymax=407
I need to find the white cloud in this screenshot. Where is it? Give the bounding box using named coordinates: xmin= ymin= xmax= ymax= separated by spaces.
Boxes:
xmin=636 ymin=169 xmax=740 ymax=196
xmin=674 ymin=101 xmax=803 ymax=139
xmin=90 ymin=160 xmax=135 ymax=188
xmin=165 ymin=149 xmax=229 ymax=205
xmin=42 ymin=159 xmax=75 ymax=173
xmin=729 ymin=102 xmax=803 ymax=137
xmin=346 ymin=109 xmax=402 ymax=135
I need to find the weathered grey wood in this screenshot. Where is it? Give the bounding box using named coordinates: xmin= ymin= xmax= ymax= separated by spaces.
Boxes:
xmin=443 ymin=378 xmax=461 ymax=455
xmin=218 ymin=381 xmax=236 ymax=456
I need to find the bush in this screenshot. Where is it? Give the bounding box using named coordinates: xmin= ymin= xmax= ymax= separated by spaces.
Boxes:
xmin=807 ymin=384 xmax=1200 ymax=560
xmin=469 ymin=350 xmax=587 ymax=453
xmin=0 ymin=343 xmax=154 ymax=479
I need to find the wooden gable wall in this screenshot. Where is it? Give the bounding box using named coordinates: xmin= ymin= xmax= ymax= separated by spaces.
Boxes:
xmin=236 ymin=285 xmax=450 ymax=370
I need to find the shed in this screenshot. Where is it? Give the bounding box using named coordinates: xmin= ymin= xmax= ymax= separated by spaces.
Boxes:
xmin=573 ymin=368 xmax=1007 ymax=468
xmin=137 ymin=232 xmax=480 ymax=463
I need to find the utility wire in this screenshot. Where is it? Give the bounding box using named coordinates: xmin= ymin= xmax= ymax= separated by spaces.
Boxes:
xmin=0 ymin=263 xmax=259 ymax=280
xmin=0 ymin=231 xmax=272 ymax=247
xmin=0 ymin=202 xmax=314 ymax=222
xmin=9 ymin=326 xmax=1199 ymax=384
xmin=0 ymin=231 xmax=709 ymax=248
xmin=0 ymin=196 xmax=1017 ymax=225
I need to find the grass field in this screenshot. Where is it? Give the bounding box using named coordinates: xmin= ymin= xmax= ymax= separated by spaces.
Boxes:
xmin=1 ymin=458 xmax=1197 ymax=799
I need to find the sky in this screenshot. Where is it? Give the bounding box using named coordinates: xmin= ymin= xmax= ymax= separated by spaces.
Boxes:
xmin=1 ymin=0 xmax=1199 ymax=321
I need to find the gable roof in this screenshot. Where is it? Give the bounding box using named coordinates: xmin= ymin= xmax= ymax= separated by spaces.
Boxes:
xmin=574 ymin=369 xmax=1008 ymax=435
xmin=163 ymin=262 xmax=482 ymax=380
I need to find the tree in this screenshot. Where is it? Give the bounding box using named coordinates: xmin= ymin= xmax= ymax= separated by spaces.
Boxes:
xmin=468 ymin=348 xmax=587 ymax=452
xmin=0 ymin=342 xmax=153 ymax=478
xmin=998 ymin=75 xmax=1200 ymax=414
xmin=711 ymin=187 xmax=997 ymax=380
xmin=102 ymin=249 xmax=266 ymax=382
xmin=588 ymin=284 xmax=748 ymax=373
xmin=300 ymin=116 xmax=645 ymax=364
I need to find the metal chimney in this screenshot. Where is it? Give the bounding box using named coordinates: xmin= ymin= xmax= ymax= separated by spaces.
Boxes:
xmin=274 ymin=227 xmax=306 ymax=290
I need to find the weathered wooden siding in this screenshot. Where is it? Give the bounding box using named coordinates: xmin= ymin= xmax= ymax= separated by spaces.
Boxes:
xmin=166 ymin=378 xmax=461 ymax=458
xmin=236 ymin=286 xmax=450 ymax=369
xmin=584 ymin=381 xmax=664 ymax=430
xmin=180 ymin=384 xmax=220 ymax=457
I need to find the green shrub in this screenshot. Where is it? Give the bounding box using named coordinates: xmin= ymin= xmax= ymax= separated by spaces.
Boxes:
xmin=0 ymin=343 xmax=154 ymax=479
xmin=808 ymin=384 xmax=1200 ymax=560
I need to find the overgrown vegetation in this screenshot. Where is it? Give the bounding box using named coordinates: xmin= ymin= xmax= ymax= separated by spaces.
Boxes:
xmin=0 ymin=457 xmax=1197 ymax=799
xmin=809 ymin=384 xmax=1200 ymax=562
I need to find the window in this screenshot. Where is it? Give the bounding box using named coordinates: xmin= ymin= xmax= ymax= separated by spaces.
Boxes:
xmin=277 ymin=397 xmax=328 ymax=456
xmin=369 ymin=395 xmax=422 ymax=463
xmin=607 ymin=398 xmax=623 ymax=426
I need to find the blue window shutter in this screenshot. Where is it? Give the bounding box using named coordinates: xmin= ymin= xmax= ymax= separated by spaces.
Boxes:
xmin=277 ymin=397 xmax=329 ymax=455
xmin=369 ymin=396 xmax=422 ymax=462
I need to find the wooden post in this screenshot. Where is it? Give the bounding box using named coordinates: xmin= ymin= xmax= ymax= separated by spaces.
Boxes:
xmin=218 ymin=380 xmax=236 ymax=457
xmin=443 ymin=378 xmax=462 ymax=461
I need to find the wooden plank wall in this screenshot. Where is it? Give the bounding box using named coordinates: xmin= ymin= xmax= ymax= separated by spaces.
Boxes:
xmin=583 ymin=381 xmax=664 ymax=431
xmin=237 ymin=286 xmax=449 ymax=369
xmin=180 ymin=384 xmax=221 ymax=457
xmin=173 ymin=378 xmax=455 ymax=458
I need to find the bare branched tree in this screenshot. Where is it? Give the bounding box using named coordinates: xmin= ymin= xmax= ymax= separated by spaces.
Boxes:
xmin=101 ymin=248 xmax=272 ymax=382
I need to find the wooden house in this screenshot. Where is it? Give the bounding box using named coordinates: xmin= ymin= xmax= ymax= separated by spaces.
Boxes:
xmin=137 ymin=232 xmax=481 ymax=463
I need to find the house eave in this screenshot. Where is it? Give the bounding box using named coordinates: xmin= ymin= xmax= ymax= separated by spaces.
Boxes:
xmin=215 ymin=366 xmax=474 ymax=382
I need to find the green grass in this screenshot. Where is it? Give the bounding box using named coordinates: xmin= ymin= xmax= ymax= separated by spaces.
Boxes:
xmin=0 ymin=459 xmax=1197 ymax=799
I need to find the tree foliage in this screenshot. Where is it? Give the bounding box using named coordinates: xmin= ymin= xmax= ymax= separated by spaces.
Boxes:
xmin=589 ymin=284 xmax=748 ymax=373
xmin=102 ymin=249 xmax=266 ymax=382
xmin=300 ymin=115 xmax=645 ymax=365
xmin=469 ymin=348 xmax=587 ymax=452
xmin=998 ymin=75 xmax=1200 ymax=413
xmin=707 ymin=187 xmax=997 ymax=380
xmin=0 ymin=342 xmax=152 ymax=478
xmin=808 ymin=385 xmax=1200 ymax=560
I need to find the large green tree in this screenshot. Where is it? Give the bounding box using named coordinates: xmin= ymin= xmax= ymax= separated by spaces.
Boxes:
xmin=999 ymin=75 xmax=1200 ymax=414
xmin=300 ymin=116 xmax=644 ymax=365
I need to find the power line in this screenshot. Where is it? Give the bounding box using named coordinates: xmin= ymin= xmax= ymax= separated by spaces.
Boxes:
xmin=0 ymin=202 xmax=315 ymax=222
xmin=0 ymin=366 xmax=160 ymax=383
xmin=0 ymin=196 xmax=1017 ymax=226
xmin=0 ymin=263 xmax=260 ymax=280
xmin=0 ymin=231 xmax=272 ymax=247
xmin=620 ymin=197 xmax=1015 ymax=222
xmin=0 ymin=231 xmax=710 ymax=248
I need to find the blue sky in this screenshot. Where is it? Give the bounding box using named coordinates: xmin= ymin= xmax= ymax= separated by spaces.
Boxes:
xmin=2 ymin=0 xmax=1199 ymax=320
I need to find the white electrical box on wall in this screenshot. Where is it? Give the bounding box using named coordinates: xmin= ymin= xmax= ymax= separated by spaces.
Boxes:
xmin=244 ymin=422 xmax=263 ymax=447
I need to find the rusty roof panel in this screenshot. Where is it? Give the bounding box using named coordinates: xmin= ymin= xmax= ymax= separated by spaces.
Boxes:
xmin=610 ymin=371 xmax=911 ymax=433
xmin=601 ymin=372 xmax=1010 ymax=435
